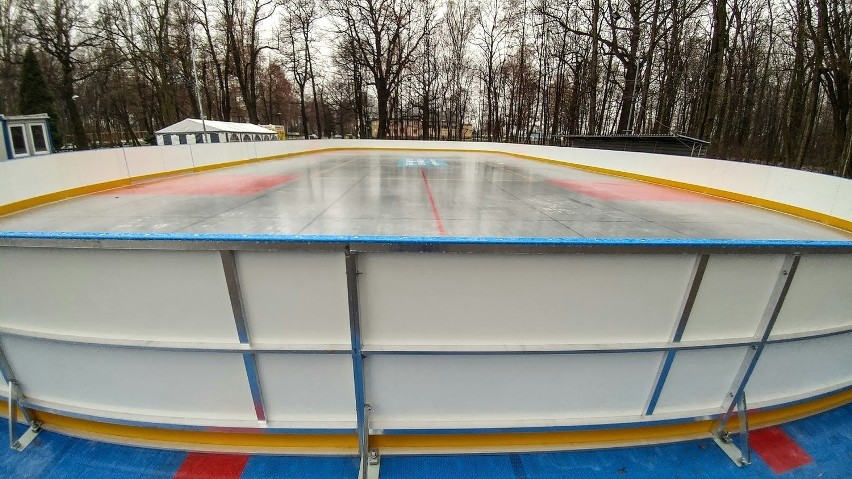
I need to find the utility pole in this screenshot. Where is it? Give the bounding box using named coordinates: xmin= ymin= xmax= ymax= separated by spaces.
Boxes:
xmin=188 ymin=2 xmax=208 ymax=142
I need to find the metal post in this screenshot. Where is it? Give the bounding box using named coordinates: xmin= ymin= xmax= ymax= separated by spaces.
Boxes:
xmin=1 ymin=344 xmax=41 ymax=451
xmin=711 ymin=254 xmax=800 ymax=465
xmin=645 ymin=254 xmax=709 ymax=415
xmin=737 ymin=393 xmax=750 ymax=465
xmin=221 ymin=250 xmax=267 ymax=423
xmin=345 ymin=246 xmax=379 ymax=479
xmin=713 ymin=392 xmax=751 ymax=466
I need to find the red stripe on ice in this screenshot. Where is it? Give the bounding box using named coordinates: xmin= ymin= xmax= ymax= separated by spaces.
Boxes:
xmin=107 ymin=174 xmax=297 ymax=196
xmin=547 ymin=179 xmax=721 ymax=202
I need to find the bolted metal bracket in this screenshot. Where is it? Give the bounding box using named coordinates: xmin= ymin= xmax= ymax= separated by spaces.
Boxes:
xmin=8 ymin=381 xmax=41 ymax=451
xmin=359 ymin=448 xmax=380 ymax=479
xmin=357 ymin=403 xmax=380 ymax=479
xmin=711 ymin=392 xmax=750 ymax=466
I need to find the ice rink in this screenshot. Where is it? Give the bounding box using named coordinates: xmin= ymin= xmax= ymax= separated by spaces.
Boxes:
xmin=0 ymin=150 xmax=848 ymax=240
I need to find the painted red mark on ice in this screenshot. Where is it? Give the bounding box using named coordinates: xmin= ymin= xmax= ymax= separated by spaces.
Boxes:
xmin=547 ymin=179 xmax=721 ymax=202
xmin=108 ymin=174 xmax=297 ymax=196
xmin=173 ymin=452 xmax=249 ymax=479
xmin=750 ymin=426 xmax=812 ymax=474
xmin=421 ymin=168 xmax=446 ymax=235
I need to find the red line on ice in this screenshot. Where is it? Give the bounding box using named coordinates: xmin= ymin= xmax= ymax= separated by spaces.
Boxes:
xmin=421 ymin=168 xmax=446 ymax=235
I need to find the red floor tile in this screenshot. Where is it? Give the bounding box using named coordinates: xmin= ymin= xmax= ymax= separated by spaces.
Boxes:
xmin=750 ymin=426 xmax=813 ymax=474
xmin=173 ymin=452 xmax=249 ymax=479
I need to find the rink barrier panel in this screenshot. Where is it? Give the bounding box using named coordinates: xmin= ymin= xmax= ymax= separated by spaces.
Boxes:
xmin=1 ymin=140 xmax=851 ymax=450
xmin=0 ymin=234 xmax=850 ymax=451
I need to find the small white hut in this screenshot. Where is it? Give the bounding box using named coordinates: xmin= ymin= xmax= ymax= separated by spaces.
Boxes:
xmin=1 ymin=113 xmax=53 ymax=160
xmin=155 ymin=119 xmax=277 ymax=146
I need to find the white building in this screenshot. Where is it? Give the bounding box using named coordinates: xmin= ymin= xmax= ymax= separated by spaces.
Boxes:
xmin=155 ymin=118 xmax=277 ymax=146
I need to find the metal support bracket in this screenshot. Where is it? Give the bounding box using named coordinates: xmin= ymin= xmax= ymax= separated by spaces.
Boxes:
xmin=8 ymin=381 xmax=41 ymax=451
xmin=220 ymin=250 xmax=267 ymax=423
xmin=357 ymin=404 xmax=380 ymax=479
xmin=711 ymin=392 xmax=750 ymax=466
xmin=711 ymin=254 xmax=798 ymax=466
xmin=362 ymin=447 xmax=380 ymax=479
xmin=347 ymin=247 xmax=380 ymax=479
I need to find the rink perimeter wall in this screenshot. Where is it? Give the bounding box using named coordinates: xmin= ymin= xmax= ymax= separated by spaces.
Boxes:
xmin=0 ymin=140 xmax=850 ymax=452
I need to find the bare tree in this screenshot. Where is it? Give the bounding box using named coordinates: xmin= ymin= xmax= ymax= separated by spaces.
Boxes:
xmin=0 ymin=0 xmax=26 ymax=112
xmin=281 ymin=13 xmax=311 ymax=137
xmin=223 ymin=0 xmax=276 ymax=123
xmin=474 ymin=0 xmax=508 ymax=141
xmin=282 ymin=0 xmax=323 ymax=136
xmin=26 ymin=0 xmax=104 ymax=149
xmin=329 ymin=0 xmax=432 ymax=139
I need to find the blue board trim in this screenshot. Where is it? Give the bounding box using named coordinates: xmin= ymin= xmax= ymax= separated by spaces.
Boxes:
xmin=0 ymin=231 xmax=850 ymax=248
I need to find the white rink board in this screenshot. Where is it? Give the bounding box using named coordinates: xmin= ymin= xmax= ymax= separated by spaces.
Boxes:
xmin=0 ymin=248 xmax=237 ymax=343
xmin=0 ymin=139 xmax=850 ymax=436
xmin=358 ymin=254 xmax=694 ymax=346
xmin=746 ymin=334 xmax=852 ymax=405
xmin=364 ymin=353 xmax=662 ymax=427
xmin=772 ymin=255 xmax=852 ymax=335
xmin=123 ymin=145 xmax=168 ymax=178
xmin=256 ymin=354 xmax=356 ymax=425
xmin=237 ymin=252 xmax=350 ymax=346
xmin=682 ymin=256 xmax=785 ymax=341
xmin=1 ymin=336 xmax=256 ymax=422
xmin=653 ymin=347 xmax=749 ymax=415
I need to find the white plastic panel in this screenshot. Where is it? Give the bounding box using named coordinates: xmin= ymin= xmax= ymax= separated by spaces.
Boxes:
xmin=257 ymin=354 xmax=355 ymax=425
xmin=652 ymin=347 xmax=749 ymax=415
xmin=1 ymin=336 xmax=255 ymax=421
xmin=0 ymin=248 xmax=237 ymax=342
xmin=359 ymin=254 xmax=694 ymax=346
xmin=237 ymin=252 xmax=350 ymax=345
xmin=365 ymin=353 xmax=662 ymax=428
xmin=190 ymin=142 xmax=254 ymax=169
xmin=772 ymin=255 xmax=852 ymax=335
xmin=162 ymin=144 xmax=196 ymax=172
xmin=682 ymin=256 xmax=785 ymax=341
xmin=55 ymin=148 xmax=128 ymax=186
xmin=123 ymin=145 xmax=167 ymax=177
xmin=746 ymin=334 xmax=852 ymax=405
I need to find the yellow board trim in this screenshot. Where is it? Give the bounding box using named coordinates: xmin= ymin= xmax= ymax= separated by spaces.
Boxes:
xmin=10 ymin=389 xmax=848 ymax=452
xmin=33 ymin=411 xmax=358 ymax=450
xmin=1 ymin=145 xmax=850 ymax=233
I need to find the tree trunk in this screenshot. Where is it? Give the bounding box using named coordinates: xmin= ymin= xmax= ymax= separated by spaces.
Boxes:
xmin=376 ymin=81 xmax=390 ymax=139
xmin=61 ymin=66 xmax=89 ymax=149
xmin=694 ymin=0 xmax=727 ymax=139
xmin=299 ymin=82 xmax=308 ymax=138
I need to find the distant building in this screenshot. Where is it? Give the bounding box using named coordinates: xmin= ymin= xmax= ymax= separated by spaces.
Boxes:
xmin=155 ymin=119 xmax=278 ymax=146
xmin=258 ymin=124 xmax=287 ymax=140
xmin=1 ymin=113 xmax=53 ymax=160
